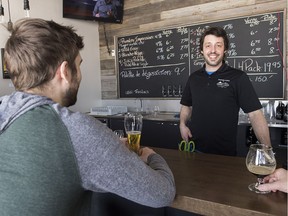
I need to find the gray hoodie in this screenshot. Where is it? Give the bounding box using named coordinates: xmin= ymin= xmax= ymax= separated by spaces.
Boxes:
xmin=0 ymin=91 xmax=175 ymax=215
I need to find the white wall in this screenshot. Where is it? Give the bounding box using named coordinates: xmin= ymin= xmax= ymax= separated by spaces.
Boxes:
xmin=0 ymin=0 xmax=102 ymax=112
xmin=0 ymin=0 xmax=181 ymax=113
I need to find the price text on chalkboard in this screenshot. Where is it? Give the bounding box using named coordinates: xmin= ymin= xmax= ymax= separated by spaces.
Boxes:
xmin=116 ymin=11 xmax=285 ymax=99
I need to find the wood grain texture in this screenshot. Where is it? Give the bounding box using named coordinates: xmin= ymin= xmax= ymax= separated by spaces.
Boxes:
xmin=99 ymin=0 xmax=287 ymax=99
xmin=153 ymin=148 xmax=287 ymax=216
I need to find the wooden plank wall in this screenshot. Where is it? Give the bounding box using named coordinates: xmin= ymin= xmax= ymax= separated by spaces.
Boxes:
xmin=99 ymin=0 xmax=287 ymax=99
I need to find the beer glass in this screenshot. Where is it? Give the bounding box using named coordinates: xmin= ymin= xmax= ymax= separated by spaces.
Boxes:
xmin=124 ymin=113 xmax=143 ymax=154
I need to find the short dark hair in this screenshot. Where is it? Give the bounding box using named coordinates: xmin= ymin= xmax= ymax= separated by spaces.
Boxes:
xmin=200 ymin=26 xmax=229 ymax=52
xmin=4 ymin=18 xmax=84 ymax=91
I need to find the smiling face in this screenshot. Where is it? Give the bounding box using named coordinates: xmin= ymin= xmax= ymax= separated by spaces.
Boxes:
xmin=201 ymin=34 xmax=226 ymax=72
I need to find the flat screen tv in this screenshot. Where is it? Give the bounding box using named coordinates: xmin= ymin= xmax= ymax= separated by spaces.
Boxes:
xmin=63 ymin=0 xmax=124 ymax=24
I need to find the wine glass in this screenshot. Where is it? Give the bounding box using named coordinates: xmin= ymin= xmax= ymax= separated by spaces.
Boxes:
xmin=124 ymin=113 xmax=143 ymax=154
xmin=114 ymin=130 xmax=124 ymax=138
xmin=153 ymin=106 xmax=160 ymax=117
xmin=246 ymin=144 xmax=276 ymax=194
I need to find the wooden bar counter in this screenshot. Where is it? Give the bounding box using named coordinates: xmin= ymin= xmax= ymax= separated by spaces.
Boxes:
xmin=153 ymin=147 xmax=287 ymax=216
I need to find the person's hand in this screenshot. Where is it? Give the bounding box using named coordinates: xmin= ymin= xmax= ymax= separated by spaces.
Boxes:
xmin=179 ymin=124 xmax=192 ymax=142
xmin=138 ymin=147 xmax=156 ymax=163
xmin=119 ymin=137 xmax=128 ymax=147
xmin=257 ymin=168 xmax=288 ymax=193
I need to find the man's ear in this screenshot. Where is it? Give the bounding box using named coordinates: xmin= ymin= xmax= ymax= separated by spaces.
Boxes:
xmin=59 ymin=61 xmax=69 ymax=84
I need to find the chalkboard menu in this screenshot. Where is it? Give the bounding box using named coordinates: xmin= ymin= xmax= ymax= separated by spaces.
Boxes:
xmin=116 ymin=11 xmax=285 ymax=99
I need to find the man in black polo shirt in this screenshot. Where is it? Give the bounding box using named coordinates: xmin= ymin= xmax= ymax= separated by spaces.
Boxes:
xmin=179 ymin=26 xmax=271 ymax=156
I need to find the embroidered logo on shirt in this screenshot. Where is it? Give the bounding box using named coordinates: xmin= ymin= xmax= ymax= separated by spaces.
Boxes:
xmin=216 ymin=79 xmax=230 ymax=88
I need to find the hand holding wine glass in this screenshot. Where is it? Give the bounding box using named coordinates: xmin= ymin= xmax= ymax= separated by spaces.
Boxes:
xmin=257 ymin=168 xmax=288 ymax=193
xmin=246 ymin=144 xmax=276 ymax=194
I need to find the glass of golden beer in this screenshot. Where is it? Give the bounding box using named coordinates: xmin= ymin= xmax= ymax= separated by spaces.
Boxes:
xmin=124 ymin=113 xmax=143 ymax=154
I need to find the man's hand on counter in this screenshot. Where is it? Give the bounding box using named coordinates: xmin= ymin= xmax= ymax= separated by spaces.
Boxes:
xmin=139 ymin=147 xmax=156 ymax=163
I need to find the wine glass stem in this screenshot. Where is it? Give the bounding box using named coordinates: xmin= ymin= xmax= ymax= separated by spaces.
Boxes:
xmin=256 ymin=177 xmax=264 ymax=187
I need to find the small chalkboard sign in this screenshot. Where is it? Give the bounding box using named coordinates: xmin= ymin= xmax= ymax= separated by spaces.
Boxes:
xmin=116 ymin=11 xmax=285 ymax=99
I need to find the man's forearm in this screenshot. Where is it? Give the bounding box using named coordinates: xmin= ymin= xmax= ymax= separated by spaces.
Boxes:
xmin=249 ymin=109 xmax=271 ymax=146
xmin=180 ymin=105 xmax=192 ymax=126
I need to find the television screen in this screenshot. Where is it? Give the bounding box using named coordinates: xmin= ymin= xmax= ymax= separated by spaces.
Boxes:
xmin=63 ymin=0 xmax=124 ymax=24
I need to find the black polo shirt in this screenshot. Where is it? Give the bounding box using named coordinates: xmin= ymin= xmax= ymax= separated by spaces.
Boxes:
xmin=180 ymin=63 xmax=261 ymax=156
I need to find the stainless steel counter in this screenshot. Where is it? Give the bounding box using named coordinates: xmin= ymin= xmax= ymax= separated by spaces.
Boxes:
xmin=89 ymin=111 xmax=179 ymax=122
xmin=238 ymin=117 xmax=288 ymax=128
xmin=90 ymin=112 xmax=287 ymax=128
